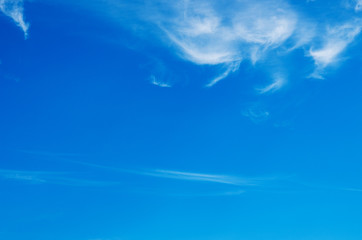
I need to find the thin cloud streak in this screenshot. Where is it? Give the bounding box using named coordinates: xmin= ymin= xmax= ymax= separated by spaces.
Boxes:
xmin=17 ymin=151 xmax=362 ymax=195
xmin=256 ymin=76 xmax=285 ymax=94
xmin=205 ymin=61 xmax=240 ymax=87
xmin=0 ymin=169 xmax=51 ymax=183
xmin=164 ymin=189 xmax=246 ymax=197
xmin=16 ymin=150 xmax=276 ymax=187
xmin=139 ymin=169 xmax=270 ymax=186
xmin=0 ymin=169 xmax=121 ymax=187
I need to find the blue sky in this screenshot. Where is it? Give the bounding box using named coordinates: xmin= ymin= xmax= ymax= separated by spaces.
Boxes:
xmin=1 ymin=0 xmax=362 ymax=239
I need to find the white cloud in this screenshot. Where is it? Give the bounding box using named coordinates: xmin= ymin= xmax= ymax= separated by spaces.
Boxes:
xmin=205 ymin=61 xmax=240 ymax=87
xmin=15 ymin=0 xmax=362 ymax=88
xmin=256 ymin=76 xmax=285 ymax=94
xmin=156 ymin=0 xmax=297 ymax=67
xmin=309 ymin=22 xmax=361 ymax=78
xmin=129 ymin=0 xmax=362 ymax=83
xmin=140 ymin=0 xmax=299 ymax=85
xmin=149 ymin=75 xmax=172 ymax=88
xmin=0 ymin=0 xmax=29 ymax=37
xmin=17 ymin=151 xmax=279 ymax=195
xmin=142 ymin=169 xmax=265 ymax=186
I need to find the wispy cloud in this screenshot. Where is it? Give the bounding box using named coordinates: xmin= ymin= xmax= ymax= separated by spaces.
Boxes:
xmin=256 ymin=76 xmax=285 ymax=94
xmin=0 ymin=169 xmax=120 ymax=187
xmin=151 ymin=0 xmax=298 ymax=85
xmin=309 ymin=21 xmax=361 ymax=78
xmin=117 ymin=0 xmax=361 ymax=82
xmin=55 ymin=0 xmax=299 ymax=85
xmin=205 ymin=61 xmax=240 ymax=87
xmin=33 ymin=0 xmax=362 ymax=88
xmin=14 ymin=150 xmax=362 ymax=196
xmin=158 ymin=0 xmax=297 ymax=65
xmin=0 ymin=169 xmax=50 ymax=183
xmin=19 ymin=151 xmax=271 ymax=187
xmin=19 ymin=150 xmax=272 ymax=187
xmin=0 ymin=0 xmax=29 ymax=37
xmin=145 ymin=58 xmax=178 ymax=88
xmin=242 ymin=103 xmax=270 ymax=123
xmin=149 ymin=75 xmax=172 ymax=88
xmin=14 ymin=150 xmax=279 ymax=194
xmin=139 ymin=169 xmax=269 ymax=186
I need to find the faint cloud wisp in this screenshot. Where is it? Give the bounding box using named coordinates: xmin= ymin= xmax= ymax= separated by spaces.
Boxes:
xmin=0 ymin=0 xmax=29 ymax=37
xmin=256 ymin=76 xmax=285 ymax=94
xmin=149 ymin=75 xmax=172 ymax=88
xmin=140 ymin=169 xmax=267 ymax=186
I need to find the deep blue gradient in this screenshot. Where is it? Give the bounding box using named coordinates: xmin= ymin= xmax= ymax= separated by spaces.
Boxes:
xmin=1 ymin=1 xmax=362 ymax=240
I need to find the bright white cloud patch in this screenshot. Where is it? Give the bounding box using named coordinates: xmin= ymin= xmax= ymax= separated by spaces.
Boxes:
xmin=132 ymin=0 xmax=362 ymax=83
xmin=149 ymin=0 xmax=298 ymax=84
xmin=40 ymin=0 xmax=362 ymax=86
xmin=0 ymin=0 xmax=29 ymax=37
xmin=309 ymin=22 xmax=361 ymax=78
xmin=159 ymin=0 xmax=297 ymax=65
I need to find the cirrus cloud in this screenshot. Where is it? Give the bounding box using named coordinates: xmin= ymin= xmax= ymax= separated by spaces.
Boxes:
xmin=3 ymin=0 xmax=362 ymax=89
xmin=0 ymin=0 xmax=29 ymax=37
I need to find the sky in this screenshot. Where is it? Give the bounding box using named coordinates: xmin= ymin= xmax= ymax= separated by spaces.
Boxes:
xmin=1 ymin=0 xmax=362 ymax=239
